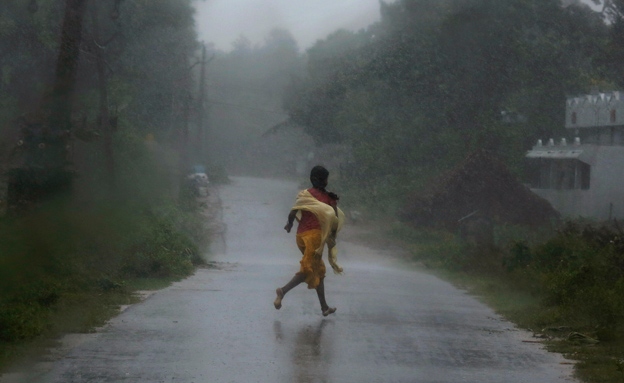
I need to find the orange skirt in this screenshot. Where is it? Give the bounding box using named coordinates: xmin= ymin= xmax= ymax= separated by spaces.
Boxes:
xmin=296 ymin=229 xmax=326 ymax=289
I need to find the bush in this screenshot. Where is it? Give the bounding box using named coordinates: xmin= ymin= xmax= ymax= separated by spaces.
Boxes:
xmin=0 ymin=197 xmax=205 ymax=342
xmin=392 ymin=219 xmax=624 ymax=331
xmin=0 ymin=129 xmax=210 ymax=347
xmin=389 ymin=224 xmax=470 ymax=271
xmin=507 ymin=221 xmax=624 ymax=329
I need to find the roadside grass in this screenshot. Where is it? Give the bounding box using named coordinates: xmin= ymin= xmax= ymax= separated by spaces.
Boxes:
xmin=0 ymin=132 xmax=222 ymax=373
xmin=0 ymin=288 xmax=138 ymax=371
xmin=0 ymin=265 xmax=199 ymax=373
xmin=0 ymin=198 xmax=207 ymax=372
xmin=0 ymin=253 xmax=200 ymax=373
xmin=385 ymin=222 xmax=624 ymax=383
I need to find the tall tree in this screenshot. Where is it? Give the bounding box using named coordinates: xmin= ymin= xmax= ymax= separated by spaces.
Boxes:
xmin=284 ymin=0 xmax=609 ymax=202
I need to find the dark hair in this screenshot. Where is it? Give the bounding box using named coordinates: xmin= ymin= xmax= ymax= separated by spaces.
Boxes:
xmin=310 ymin=165 xmax=339 ymax=201
xmin=310 ymin=165 xmax=329 ymax=187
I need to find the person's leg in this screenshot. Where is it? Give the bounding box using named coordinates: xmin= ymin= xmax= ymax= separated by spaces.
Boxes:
xmin=315 ymin=278 xmax=328 ymax=311
xmin=274 ymin=273 xmax=305 ymax=309
xmin=282 ymin=273 xmax=305 ymax=295
xmin=316 ymin=278 xmax=336 ymax=316
xmin=275 ymin=233 xmax=308 ymax=310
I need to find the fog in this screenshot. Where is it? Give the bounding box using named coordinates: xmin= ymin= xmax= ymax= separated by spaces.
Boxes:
xmin=194 ymin=0 xmax=602 ymax=53
xmin=194 ymin=0 xmax=384 ymax=51
xmin=2 ymin=0 xmax=624 ymax=381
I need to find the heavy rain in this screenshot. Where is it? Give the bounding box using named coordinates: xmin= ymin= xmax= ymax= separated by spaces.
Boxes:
xmin=0 ymin=0 xmax=622 ymax=382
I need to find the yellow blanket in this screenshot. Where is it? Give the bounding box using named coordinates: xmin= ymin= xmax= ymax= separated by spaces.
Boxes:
xmin=292 ymin=189 xmax=345 ymax=274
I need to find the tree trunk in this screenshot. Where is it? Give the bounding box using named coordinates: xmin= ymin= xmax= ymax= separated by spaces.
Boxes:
xmin=34 ymin=0 xmax=89 ymax=170
xmin=47 ymin=0 xmax=88 ymax=133
xmin=91 ymin=2 xmax=115 ymax=191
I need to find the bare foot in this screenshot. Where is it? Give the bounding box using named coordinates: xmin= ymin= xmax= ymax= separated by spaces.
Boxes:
xmin=322 ymin=307 xmax=336 ymax=317
xmin=274 ymin=288 xmax=284 ymax=310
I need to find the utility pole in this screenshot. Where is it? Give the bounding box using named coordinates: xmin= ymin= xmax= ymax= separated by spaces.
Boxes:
xmin=196 ymin=44 xmax=215 ymax=163
xmin=196 ymin=44 xmax=207 ymax=162
xmin=181 ymin=90 xmax=191 ymax=172
xmin=174 ymin=55 xmax=197 ymax=176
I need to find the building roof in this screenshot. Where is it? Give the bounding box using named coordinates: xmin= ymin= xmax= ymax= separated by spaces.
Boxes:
xmin=567 ymin=91 xmax=622 ymax=108
xmin=566 ymin=91 xmax=624 ymax=129
xmin=526 ymin=146 xmax=598 ymax=165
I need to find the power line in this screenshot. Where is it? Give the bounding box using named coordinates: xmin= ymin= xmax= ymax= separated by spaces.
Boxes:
xmin=206 ymin=82 xmax=282 ymax=95
xmin=206 ymin=99 xmax=289 ymax=116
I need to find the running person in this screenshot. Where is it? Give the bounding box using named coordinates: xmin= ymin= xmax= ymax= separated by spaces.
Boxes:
xmin=274 ymin=165 xmax=345 ymax=316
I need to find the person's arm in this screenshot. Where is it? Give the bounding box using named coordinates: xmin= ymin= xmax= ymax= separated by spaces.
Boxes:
xmin=284 ymin=209 xmax=298 ymax=233
xmin=329 ymin=199 xmax=338 ymax=217
xmin=328 ymin=192 xmax=339 ymax=217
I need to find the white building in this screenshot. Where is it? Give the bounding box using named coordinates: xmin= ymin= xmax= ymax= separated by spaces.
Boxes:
xmin=526 ymin=91 xmax=624 ymax=220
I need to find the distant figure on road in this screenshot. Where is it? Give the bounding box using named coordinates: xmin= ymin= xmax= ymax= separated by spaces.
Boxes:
xmin=274 ymin=165 xmax=345 ymax=316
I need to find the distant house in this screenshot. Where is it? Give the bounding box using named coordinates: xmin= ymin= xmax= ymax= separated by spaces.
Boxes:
xmin=526 ymin=91 xmax=624 ymax=220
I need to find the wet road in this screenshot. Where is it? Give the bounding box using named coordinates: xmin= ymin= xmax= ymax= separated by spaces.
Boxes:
xmin=22 ymin=177 xmax=574 ymax=382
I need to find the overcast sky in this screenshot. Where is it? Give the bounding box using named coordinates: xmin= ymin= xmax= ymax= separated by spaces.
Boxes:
xmin=193 ymin=0 xmax=385 ymax=52
xmin=193 ymin=0 xmax=601 ymax=52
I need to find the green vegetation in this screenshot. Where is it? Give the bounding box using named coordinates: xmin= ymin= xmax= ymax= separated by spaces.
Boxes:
xmin=0 ymin=0 xmax=212 ymax=371
xmin=0 ymin=140 xmax=208 ymax=368
xmin=285 ymin=0 xmax=611 ymax=199
xmin=388 ymin=221 xmax=624 ymax=383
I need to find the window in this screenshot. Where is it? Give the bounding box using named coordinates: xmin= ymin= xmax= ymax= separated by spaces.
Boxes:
xmin=611 ymin=109 xmax=617 ymax=123
xmin=553 ymin=161 xmax=575 ymax=190
xmin=579 ymin=161 xmax=590 ymax=190
xmin=571 ymin=112 xmax=577 ymax=124
xmin=530 ymin=159 xmax=590 ymax=190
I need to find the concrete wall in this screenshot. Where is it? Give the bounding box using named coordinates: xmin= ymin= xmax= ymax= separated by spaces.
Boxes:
xmin=566 ymin=92 xmax=624 ymax=129
xmin=532 ymin=146 xmax=624 ymax=220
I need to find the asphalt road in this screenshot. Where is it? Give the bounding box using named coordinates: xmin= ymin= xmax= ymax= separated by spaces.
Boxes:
xmin=14 ymin=177 xmax=575 ymax=383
